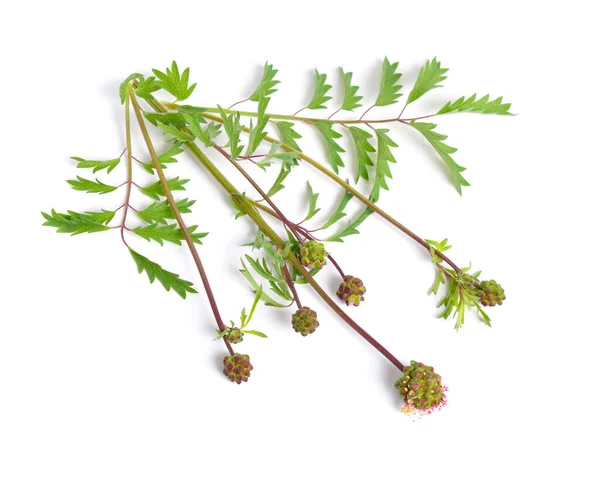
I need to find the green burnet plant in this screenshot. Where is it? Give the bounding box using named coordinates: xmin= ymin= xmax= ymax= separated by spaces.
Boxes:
xmin=42 ymin=58 xmax=510 ymax=416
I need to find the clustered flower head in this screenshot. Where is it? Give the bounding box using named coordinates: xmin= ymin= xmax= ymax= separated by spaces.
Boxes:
xmin=300 ymin=241 xmax=328 ymax=270
xmin=223 ymin=353 xmax=253 ymax=384
xmin=224 ymin=328 xmax=244 ymax=344
xmin=395 ymin=361 xmax=447 ymax=416
xmin=477 ymin=280 xmax=506 ymax=307
xmin=292 ymin=306 xmax=319 ymax=336
xmin=336 ymin=275 xmax=366 ymax=306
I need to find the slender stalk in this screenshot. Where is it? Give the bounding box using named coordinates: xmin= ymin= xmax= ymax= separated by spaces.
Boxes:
xmin=128 ymin=87 xmax=234 ymax=356
xmin=161 ymin=102 xmax=424 ymax=126
xmin=282 ymin=265 xmax=302 ymax=309
xmin=119 ymin=96 xmax=134 ymax=247
xmin=198 ymin=111 xmax=461 ymax=274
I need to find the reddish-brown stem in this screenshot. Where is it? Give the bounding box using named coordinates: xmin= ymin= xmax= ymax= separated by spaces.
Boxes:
xmin=359 ymin=105 xmax=374 ymax=121
xmin=328 ymin=108 xmax=341 ymax=120
xmin=282 ymin=265 xmax=302 ymax=309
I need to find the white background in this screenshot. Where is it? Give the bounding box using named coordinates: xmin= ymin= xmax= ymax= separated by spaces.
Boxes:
xmin=1 ymin=1 xmax=598 ymax=480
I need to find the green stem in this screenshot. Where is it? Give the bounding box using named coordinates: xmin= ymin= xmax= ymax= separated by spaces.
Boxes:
xmin=128 ymin=87 xmax=234 ymax=356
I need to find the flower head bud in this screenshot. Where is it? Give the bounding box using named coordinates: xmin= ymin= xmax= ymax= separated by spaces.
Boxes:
xmin=336 ymin=275 xmax=366 ymax=307
xmin=478 ymin=279 xmax=506 ymax=307
xmin=223 ymin=353 xmax=253 ymax=384
xmin=395 ymin=360 xmax=447 ymax=416
xmin=224 ymin=328 xmax=244 ymax=344
xmin=300 ymin=241 xmax=328 ymax=270
xmin=291 ymin=306 xmax=319 ymax=336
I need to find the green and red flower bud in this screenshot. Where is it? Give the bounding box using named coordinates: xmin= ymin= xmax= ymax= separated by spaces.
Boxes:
xmin=336 ymin=275 xmax=366 ymax=306
xmin=299 ymin=241 xmax=328 ymax=270
xmin=224 ymin=328 xmax=244 ymax=344
xmin=223 ymin=353 xmax=253 ymax=384
xmin=292 ymin=306 xmax=319 ymax=336
xmin=477 ymin=280 xmax=505 ymax=307
xmin=395 ymin=360 xmax=447 ymax=416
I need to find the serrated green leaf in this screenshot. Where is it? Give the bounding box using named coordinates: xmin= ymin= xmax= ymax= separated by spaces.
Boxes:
xmin=348 ymin=126 xmax=375 ymax=182
xmin=275 ymin=121 xmax=302 ymax=151
xmin=370 ymin=129 xmax=398 ymax=203
xmin=318 ymin=190 xmax=353 ymax=231
xmin=183 ymin=113 xmax=215 ymax=147
xmin=144 ymin=112 xmax=188 ymax=129
xmin=83 ymin=210 xmax=117 ymax=225
xmin=303 ymin=181 xmax=320 ymax=222
xmin=266 ymin=160 xmax=296 ymax=198
xmin=374 ymin=57 xmax=403 ymax=107
xmin=42 ymin=209 xmax=113 ymax=235
xmin=437 ymin=94 xmax=513 ymax=116
xmin=306 ymin=69 xmax=332 ymax=110
xmin=406 ymin=57 xmax=448 ymax=105
xmin=72 ymin=156 xmax=120 ymax=174
xmin=340 ymin=68 xmax=363 ymax=111
xmin=152 ymin=61 xmax=197 ymax=102
xmin=314 ymin=120 xmax=345 ymax=174
xmin=409 ymin=121 xmax=469 ymax=194
xmin=129 ymin=248 xmax=197 ymax=298
xmin=135 ymin=76 xmax=161 ymax=100
xmin=249 ymin=62 xmax=280 ymax=101
xmin=156 ymin=122 xmax=193 ymax=142
xmin=137 ymin=198 xmax=195 ymax=224
xmin=140 ymin=177 xmax=189 ymax=200
xmin=325 ymin=208 xmax=373 ymax=243
xmin=132 ymin=223 xmax=206 ymax=246
xmin=246 ymin=95 xmax=270 ymax=156
xmin=141 ymin=145 xmax=184 ymax=174
xmin=218 ymin=106 xmax=244 ymax=159
xmin=119 ymin=73 xmax=144 ymax=104
xmin=67 ymin=176 xmax=118 ymax=195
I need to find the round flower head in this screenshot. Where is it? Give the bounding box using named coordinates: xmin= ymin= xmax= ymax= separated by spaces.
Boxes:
xmin=336 ymin=275 xmax=366 ymax=307
xmin=300 ymin=241 xmax=328 ymax=270
xmin=395 ymin=361 xmax=447 ymax=416
xmin=224 ymin=328 xmax=244 ymax=344
xmin=477 ymin=280 xmax=506 ymax=307
xmin=223 ymin=353 xmax=253 ymax=384
xmin=291 ymin=307 xmax=319 ymax=336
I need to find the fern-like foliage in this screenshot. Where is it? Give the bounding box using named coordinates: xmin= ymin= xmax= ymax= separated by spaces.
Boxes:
xmin=306 ymin=69 xmax=333 ymax=110
xmin=129 ymin=249 xmax=197 ymax=299
xmin=408 ymin=121 xmax=469 ymax=194
xmin=152 ymin=61 xmax=197 ymax=102
xmin=406 ymin=57 xmax=448 ymax=105
xmin=340 ymin=68 xmax=363 ymax=111
xmin=374 ymin=57 xmax=403 ymax=106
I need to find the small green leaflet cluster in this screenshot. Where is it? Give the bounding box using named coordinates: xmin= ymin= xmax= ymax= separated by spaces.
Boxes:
xmin=42 ymin=141 xmax=207 ymax=298
xmin=152 ymin=61 xmax=197 ymax=102
xmin=240 ymin=230 xmax=294 ymax=307
xmin=426 ymin=239 xmax=491 ymax=330
xmin=215 ymin=286 xmax=268 ymax=340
